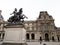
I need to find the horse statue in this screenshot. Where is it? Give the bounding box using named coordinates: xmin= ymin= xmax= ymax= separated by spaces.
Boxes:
xmin=8 ymin=8 xmax=28 ymax=24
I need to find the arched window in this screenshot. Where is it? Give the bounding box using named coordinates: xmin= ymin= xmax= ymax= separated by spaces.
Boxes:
xmin=2 ymin=33 xmax=5 ymax=39
xmin=52 ymin=36 xmax=54 ymax=41
xmin=31 ymin=33 xmax=35 ymax=40
xmin=26 ymin=33 xmax=29 ymax=40
xmin=58 ymin=36 xmax=59 ymax=41
xmin=45 ymin=33 xmax=49 ymax=41
xmin=0 ymin=33 xmax=1 ymax=38
xmin=40 ymin=37 xmax=42 ymax=41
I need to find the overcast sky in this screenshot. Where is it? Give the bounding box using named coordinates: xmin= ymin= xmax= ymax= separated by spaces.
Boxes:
xmin=0 ymin=0 xmax=60 ymax=27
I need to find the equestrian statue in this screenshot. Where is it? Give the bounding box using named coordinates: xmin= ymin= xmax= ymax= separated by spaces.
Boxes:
xmin=8 ymin=8 xmax=28 ymax=24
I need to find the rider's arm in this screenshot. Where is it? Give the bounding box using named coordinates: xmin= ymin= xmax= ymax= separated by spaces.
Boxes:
xmin=10 ymin=11 xmax=14 ymax=15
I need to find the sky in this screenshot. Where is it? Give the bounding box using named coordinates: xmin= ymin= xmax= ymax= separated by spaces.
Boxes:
xmin=0 ymin=0 xmax=60 ymax=27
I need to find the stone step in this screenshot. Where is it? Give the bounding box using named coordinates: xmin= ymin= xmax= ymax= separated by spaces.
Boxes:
xmin=1 ymin=43 xmax=27 ymax=45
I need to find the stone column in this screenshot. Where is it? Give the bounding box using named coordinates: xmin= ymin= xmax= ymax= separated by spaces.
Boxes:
xmin=54 ymin=32 xmax=58 ymax=42
xmin=42 ymin=32 xmax=45 ymax=41
xmin=49 ymin=32 xmax=52 ymax=42
xmin=30 ymin=33 xmax=31 ymax=41
xmin=1 ymin=34 xmax=2 ymax=39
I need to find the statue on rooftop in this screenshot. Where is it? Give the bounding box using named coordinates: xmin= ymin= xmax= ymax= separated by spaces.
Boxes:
xmin=0 ymin=10 xmax=4 ymax=20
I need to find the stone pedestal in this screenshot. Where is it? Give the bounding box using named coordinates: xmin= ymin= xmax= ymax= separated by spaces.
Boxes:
xmin=1 ymin=24 xmax=27 ymax=45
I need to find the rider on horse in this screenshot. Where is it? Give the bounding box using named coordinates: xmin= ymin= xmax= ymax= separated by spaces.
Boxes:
xmin=10 ymin=8 xmax=17 ymax=16
xmin=8 ymin=8 xmax=28 ymax=24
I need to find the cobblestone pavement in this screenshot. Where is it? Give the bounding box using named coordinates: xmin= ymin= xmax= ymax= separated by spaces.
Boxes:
xmin=27 ymin=42 xmax=60 ymax=45
xmin=0 ymin=42 xmax=60 ymax=45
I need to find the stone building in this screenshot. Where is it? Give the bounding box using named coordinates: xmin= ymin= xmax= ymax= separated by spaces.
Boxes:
xmin=24 ymin=11 xmax=60 ymax=42
xmin=0 ymin=11 xmax=60 ymax=42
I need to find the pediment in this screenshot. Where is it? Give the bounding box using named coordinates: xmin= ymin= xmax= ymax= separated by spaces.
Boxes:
xmin=38 ymin=11 xmax=54 ymax=20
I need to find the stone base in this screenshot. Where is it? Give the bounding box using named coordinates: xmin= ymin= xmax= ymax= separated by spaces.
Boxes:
xmin=1 ymin=43 xmax=27 ymax=45
xmin=3 ymin=24 xmax=26 ymax=43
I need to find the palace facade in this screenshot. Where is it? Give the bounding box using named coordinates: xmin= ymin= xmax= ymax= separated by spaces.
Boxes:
xmin=24 ymin=11 xmax=60 ymax=42
xmin=0 ymin=11 xmax=60 ymax=42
